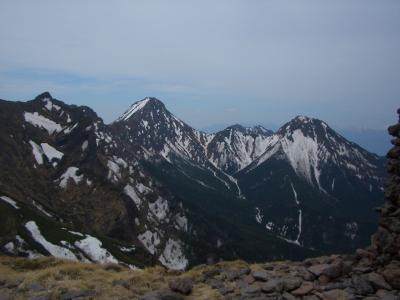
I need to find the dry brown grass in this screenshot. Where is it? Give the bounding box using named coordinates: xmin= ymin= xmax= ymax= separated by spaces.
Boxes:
xmin=0 ymin=256 xmax=252 ymax=299
xmin=0 ymin=256 xmax=163 ymax=299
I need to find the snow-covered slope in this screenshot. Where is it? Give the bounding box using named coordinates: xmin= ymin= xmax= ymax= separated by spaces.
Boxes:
xmin=248 ymin=116 xmax=383 ymax=191
xmin=0 ymin=93 xmax=386 ymax=268
xmin=237 ymin=116 xmax=385 ymax=250
xmin=207 ymin=125 xmax=273 ymax=174
xmin=113 ymin=97 xmax=210 ymax=164
xmin=112 ymin=97 xmax=241 ymax=195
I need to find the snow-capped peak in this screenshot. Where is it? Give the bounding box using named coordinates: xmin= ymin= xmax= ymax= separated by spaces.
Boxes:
xmin=247 ymin=116 xmax=383 ymax=192
xmin=116 ymin=97 xmax=165 ymax=122
xmin=206 ymin=124 xmax=274 ymax=174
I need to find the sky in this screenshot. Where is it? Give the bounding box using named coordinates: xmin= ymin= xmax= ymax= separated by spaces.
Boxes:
xmin=0 ymin=0 xmax=399 ymax=134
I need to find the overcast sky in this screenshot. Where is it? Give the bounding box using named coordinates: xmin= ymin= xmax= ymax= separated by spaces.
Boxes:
xmin=0 ymin=0 xmax=399 ymax=131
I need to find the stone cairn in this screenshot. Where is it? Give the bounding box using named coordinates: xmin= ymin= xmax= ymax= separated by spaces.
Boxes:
xmin=372 ymin=107 xmax=400 ymax=260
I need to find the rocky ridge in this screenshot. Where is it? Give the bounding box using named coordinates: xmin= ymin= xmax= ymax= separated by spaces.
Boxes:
xmin=0 ymin=110 xmax=397 ymax=300
xmin=0 ymin=93 xmax=387 ymax=271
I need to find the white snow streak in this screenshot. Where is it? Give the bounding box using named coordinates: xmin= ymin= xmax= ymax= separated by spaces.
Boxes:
xmin=29 ymin=140 xmax=44 ymax=165
xmin=24 ymin=112 xmax=63 ymax=134
xmin=123 ymin=184 xmax=142 ymax=208
xmin=25 ymin=221 xmax=77 ymax=260
xmin=0 ymin=196 xmax=19 ymax=209
xmin=74 ymin=235 xmax=119 ymax=264
xmin=117 ymin=98 xmax=151 ymax=121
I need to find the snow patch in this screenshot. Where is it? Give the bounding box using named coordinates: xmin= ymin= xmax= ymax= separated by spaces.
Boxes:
xmin=25 ymin=221 xmax=77 ymax=260
xmin=138 ymin=230 xmax=160 ymax=255
xmin=29 ymin=140 xmax=44 ymax=165
xmin=24 ymin=112 xmax=63 ymax=134
xmin=59 ymin=167 xmax=83 ymax=188
xmin=81 ymin=140 xmax=89 ymax=151
xmin=123 ymin=184 xmax=142 ymax=208
xmin=149 ymin=197 xmax=169 ymax=221
xmin=32 ymin=200 xmax=53 ymax=218
xmin=255 ymin=207 xmax=263 ymax=224
xmin=0 ymin=196 xmax=19 ymax=209
xmin=158 ymin=238 xmax=188 ymax=270
xmin=175 ymin=214 xmax=188 ymax=232
xmin=41 ymin=143 xmax=63 ymax=166
xmin=117 ymin=98 xmax=151 ymax=121
xmin=74 ymin=235 xmax=119 ymax=264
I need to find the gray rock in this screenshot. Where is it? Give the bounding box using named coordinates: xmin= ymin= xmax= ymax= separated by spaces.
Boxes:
xmin=29 ymin=292 xmax=53 ymax=300
xmin=203 ymin=268 xmax=220 ymax=278
xmin=296 ymin=268 xmax=315 ymax=281
xmin=282 ymin=292 xmax=297 ymax=300
xmin=236 ymin=280 xmax=248 ymax=289
xmin=382 ymin=265 xmax=400 ymax=289
xmin=308 ymin=263 xmax=342 ymax=279
xmin=352 ymin=274 xmax=375 ymax=296
xmin=0 ymin=291 xmax=12 ymax=300
xmin=291 ymin=281 xmax=314 ymax=296
xmin=225 ymin=268 xmax=251 ymax=281
xmin=376 ymin=289 xmax=400 ymax=300
xmin=243 ymin=275 xmax=256 ymax=284
xmin=261 ymin=279 xmax=283 ymax=293
xmin=319 ymin=289 xmax=353 ymax=300
xmin=252 ymin=271 xmax=270 ymax=281
xmin=219 ymin=286 xmax=235 ymax=295
xmin=303 ymin=296 xmax=319 ymax=300
xmin=241 ymin=284 xmax=261 ymax=295
xmin=168 ymin=277 xmax=193 ymax=295
xmin=61 ymin=289 xmax=96 ymax=300
xmin=207 ymin=278 xmax=224 ymax=289
xmin=282 ymin=276 xmax=302 ymax=291
xmin=160 ymin=291 xmax=184 ymax=300
xmin=368 ymin=272 xmax=392 ymax=290
xmin=139 ymin=292 xmax=159 ymax=300
xmin=27 ymin=282 xmax=45 ymax=292
xmin=112 ymin=279 xmax=130 ymax=289
xmin=316 ymin=279 xmax=353 ymax=292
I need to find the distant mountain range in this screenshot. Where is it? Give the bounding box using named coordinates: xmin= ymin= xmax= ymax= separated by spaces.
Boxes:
xmin=202 ymin=125 xmax=391 ymax=156
xmin=0 ymin=93 xmax=385 ymax=270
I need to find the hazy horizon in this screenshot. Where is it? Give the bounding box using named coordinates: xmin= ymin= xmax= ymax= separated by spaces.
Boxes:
xmin=1 ymin=1 xmax=399 ymax=133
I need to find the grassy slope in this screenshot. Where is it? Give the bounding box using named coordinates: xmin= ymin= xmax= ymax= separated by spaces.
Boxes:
xmin=0 ymin=255 xmax=239 ymax=300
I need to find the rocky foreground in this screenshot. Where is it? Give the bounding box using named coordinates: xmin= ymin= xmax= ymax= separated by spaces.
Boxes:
xmin=0 ymin=110 xmax=399 ymax=300
xmin=0 ymin=250 xmax=399 ymax=300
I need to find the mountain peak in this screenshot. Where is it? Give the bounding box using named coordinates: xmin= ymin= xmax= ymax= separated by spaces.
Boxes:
xmin=278 ymin=115 xmax=328 ymax=136
xmin=34 ymin=91 xmax=53 ymax=101
xmin=116 ymin=97 xmax=165 ymax=122
xmin=223 ymin=124 xmax=273 ymax=136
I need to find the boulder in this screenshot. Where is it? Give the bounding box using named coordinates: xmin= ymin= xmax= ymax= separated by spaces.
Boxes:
xmin=308 ymin=262 xmax=342 ymax=279
xmin=168 ymin=277 xmax=193 ymax=295
xmin=368 ymin=272 xmax=392 ymax=290
xmin=252 ymin=270 xmax=270 ymax=281
xmin=319 ymin=289 xmax=353 ymax=300
xmin=282 ymin=276 xmax=302 ymax=291
xmin=291 ymin=282 xmax=314 ymax=296
xmin=382 ymin=265 xmax=400 ymax=289
xmin=261 ymin=278 xmax=283 ymax=293
xmin=352 ymin=274 xmax=375 ymax=296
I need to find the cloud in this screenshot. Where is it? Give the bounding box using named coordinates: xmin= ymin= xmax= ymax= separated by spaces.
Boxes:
xmin=0 ymin=0 xmax=399 ymax=129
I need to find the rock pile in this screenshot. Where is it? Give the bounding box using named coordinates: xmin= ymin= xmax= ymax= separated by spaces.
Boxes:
xmin=372 ymin=108 xmax=400 ymax=260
